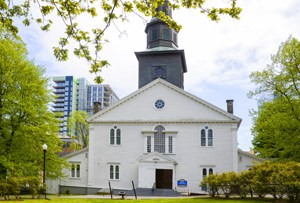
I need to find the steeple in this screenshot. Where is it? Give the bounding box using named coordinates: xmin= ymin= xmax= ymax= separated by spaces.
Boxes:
xmin=135 ymin=1 xmax=187 ymax=89
xmin=145 ymin=1 xmax=178 ymax=49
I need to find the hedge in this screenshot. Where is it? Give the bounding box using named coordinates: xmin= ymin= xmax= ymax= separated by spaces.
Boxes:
xmin=201 ymin=162 xmax=300 ymax=201
xmin=0 ymin=176 xmax=44 ymax=200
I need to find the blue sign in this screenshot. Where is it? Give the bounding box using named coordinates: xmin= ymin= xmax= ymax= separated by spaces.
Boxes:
xmin=177 ymin=179 xmax=187 ymax=187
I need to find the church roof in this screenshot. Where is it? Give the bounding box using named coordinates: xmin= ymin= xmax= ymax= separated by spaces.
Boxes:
xmin=87 ymin=78 xmax=242 ymax=126
xmin=62 ymin=147 xmax=88 ymax=159
xmin=238 ymin=149 xmax=265 ymax=162
xmin=135 ymin=49 xmax=187 ymax=73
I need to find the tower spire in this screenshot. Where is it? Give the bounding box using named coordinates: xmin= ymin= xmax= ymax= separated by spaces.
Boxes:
xmin=145 ymin=1 xmax=178 ymax=49
xmin=135 ymin=1 xmax=187 ymax=89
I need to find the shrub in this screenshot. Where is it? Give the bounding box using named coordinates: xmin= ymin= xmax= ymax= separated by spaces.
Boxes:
xmin=200 ymin=161 xmax=300 ymax=200
xmin=0 ymin=179 xmax=9 ymax=200
xmin=26 ymin=176 xmax=42 ymax=199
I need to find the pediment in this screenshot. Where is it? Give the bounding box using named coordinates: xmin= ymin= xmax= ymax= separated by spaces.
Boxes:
xmin=87 ymin=78 xmax=241 ymax=126
xmin=137 ymin=152 xmax=177 ymax=164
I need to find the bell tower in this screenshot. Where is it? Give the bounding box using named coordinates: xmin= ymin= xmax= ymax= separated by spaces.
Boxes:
xmin=135 ymin=1 xmax=187 ymax=89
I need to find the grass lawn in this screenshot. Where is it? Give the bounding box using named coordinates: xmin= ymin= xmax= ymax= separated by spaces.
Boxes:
xmin=0 ymin=196 xmax=286 ymax=203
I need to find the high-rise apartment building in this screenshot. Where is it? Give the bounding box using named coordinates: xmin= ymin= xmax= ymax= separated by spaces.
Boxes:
xmin=51 ymin=76 xmax=119 ymax=136
xmin=86 ymin=85 xmax=119 ymax=116
xmin=51 ymin=76 xmax=77 ymax=135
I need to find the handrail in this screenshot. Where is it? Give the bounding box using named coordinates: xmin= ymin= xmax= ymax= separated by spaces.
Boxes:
xmin=151 ymin=182 xmax=156 ymax=194
xmin=132 ymin=181 xmax=137 ymax=199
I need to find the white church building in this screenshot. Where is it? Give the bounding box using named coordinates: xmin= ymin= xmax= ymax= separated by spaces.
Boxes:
xmin=47 ymin=3 xmax=262 ymax=195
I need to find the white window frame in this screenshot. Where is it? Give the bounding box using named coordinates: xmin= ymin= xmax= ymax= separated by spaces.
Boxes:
xmin=108 ymin=164 xmax=120 ymax=180
xmin=70 ymin=162 xmax=81 ymax=178
xmin=143 ymin=135 xmax=175 ymax=154
xmin=200 ymin=166 xmax=215 ymax=191
xmin=200 ymin=126 xmax=213 ymax=147
xmin=109 ymin=126 xmax=121 ymax=145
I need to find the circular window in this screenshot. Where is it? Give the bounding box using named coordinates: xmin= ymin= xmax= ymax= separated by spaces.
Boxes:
xmin=154 ymin=99 xmax=165 ymax=109
xmin=154 ymin=67 xmax=164 ymax=78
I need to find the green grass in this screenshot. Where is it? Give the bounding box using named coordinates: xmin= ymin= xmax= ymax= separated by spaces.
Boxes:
xmin=0 ymin=196 xmax=286 ymax=203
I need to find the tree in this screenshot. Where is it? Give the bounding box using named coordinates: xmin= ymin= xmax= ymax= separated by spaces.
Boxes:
xmin=0 ymin=0 xmax=242 ymax=83
xmin=67 ymin=111 xmax=89 ymax=149
xmin=249 ymin=36 xmax=300 ymax=161
xmin=0 ymin=26 xmax=67 ymax=180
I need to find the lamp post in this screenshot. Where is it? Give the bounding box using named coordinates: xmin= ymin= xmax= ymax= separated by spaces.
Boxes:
xmin=42 ymin=143 xmax=47 ymax=199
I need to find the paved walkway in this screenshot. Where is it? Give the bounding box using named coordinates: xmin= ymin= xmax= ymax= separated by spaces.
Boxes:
xmin=54 ymin=194 xmax=207 ymax=200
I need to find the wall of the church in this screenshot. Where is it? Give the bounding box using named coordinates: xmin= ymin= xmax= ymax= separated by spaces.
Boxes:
xmin=47 ymin=149 xmax=89 ymax=194
xmin=238 ymin=151 xmax=264 ymax=173
xmin=87 ymin=120 xmax=238 ymax=194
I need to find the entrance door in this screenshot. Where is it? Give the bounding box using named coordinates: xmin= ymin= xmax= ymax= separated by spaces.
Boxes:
xmin=155 ymin=169 xmax=172 ymax=189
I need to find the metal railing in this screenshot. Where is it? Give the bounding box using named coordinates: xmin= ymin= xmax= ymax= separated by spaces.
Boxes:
xmin=151 ymin=182 xmax=156 ymax=194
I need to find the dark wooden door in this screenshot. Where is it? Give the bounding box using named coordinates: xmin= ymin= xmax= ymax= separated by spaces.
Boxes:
xmin=156 ymin=169 xmax=172 ymax=189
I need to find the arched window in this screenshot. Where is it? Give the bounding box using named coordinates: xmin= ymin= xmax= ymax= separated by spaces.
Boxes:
xmin=116 ymin=129 xmax=121 ymax=145
xmin=109 ymin=164 xmax=120 ymax=180
xmin=209 ymin=168 xmax=213 ymax=175
xmin=115 ymin=165 xmax=119 ymax=179
xmin=109 ymin=165 xmax=114 ymax=179
xmin=110 ymin=126 xmax=121 ymax=145
xmin=110 ymin=129 xmax=115 ymax=145
xmin=200 ymin=127 xmax=213 ymax=147
xmin=201 ymin=167 xmax=214 ymax=191
xmin=70 ymin=163 xmax=80 ymax=178
xmin=201 ymin=129 xmax=206 ymax=146
xmin=202 ymin=168 xmax=207 ymax=179
xmin=154 ymin=125 xmax=165 ymax=153
xmin=208 ymin=129 xmax=213 ymax=146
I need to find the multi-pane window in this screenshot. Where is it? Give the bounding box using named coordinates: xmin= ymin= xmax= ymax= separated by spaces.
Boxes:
xmin=145 ymin=125 xmax=174 ymax=154
xmin=116 ymin=129 xmax=121 ymax=144
xmin=154 ymin=125 xmax=165 ymax=153
xmin=168 ymin=137 xmax=173 ymax=154
xmin=200 ymin=126 xmax=213 ymax=147
xmin=201 ymin=129 xmax=206 ymax=146
xmin=208 ymin=129 xmax=213 ymax=146
xmin=202 ymin=167 xmax=214 ymax=178
xmin=202 ymin=168 xmax=207 ymax=179
xmin=110 ymin=126 xmax=121 ymax=145
xmin=209 ymin=168 xmax=213 ymax=175
xmin=109 ymin=164 xmax=120 ymax=180
xmin=147 ymin=136 xmax=151 ymax=153
xmin=70 ymin=163 xmax=80 ymax=178
xmin=201 ymin=167 xmax=214 ymax=191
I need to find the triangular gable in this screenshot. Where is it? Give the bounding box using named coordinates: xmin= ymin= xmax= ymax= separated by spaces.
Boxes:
xmin=87 ymin=78 xmax=241 ymax=125
xmin=137 ymin=151 xmax=177 ymax=164
xmin=238 ymin=149 xmax=265 ymax=162
xmin=62 ymin=147 xmax=88 ymax=159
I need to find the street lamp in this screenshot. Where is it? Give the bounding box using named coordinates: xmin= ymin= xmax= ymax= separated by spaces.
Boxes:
xmin=42 ymin=143 xmax=47 ymax=199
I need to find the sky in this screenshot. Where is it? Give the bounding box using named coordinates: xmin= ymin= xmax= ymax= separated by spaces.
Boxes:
xmin=17 ymin=0 xmax=300 ymax=151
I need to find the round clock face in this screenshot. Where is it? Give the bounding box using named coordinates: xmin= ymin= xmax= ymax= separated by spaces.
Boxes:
xmin=155 ymin=67 xmax=164 ymax=78
xmin=154 ymin=99 xmax=165 ymax=109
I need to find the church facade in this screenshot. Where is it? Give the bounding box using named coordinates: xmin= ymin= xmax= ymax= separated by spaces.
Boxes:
xmin=47 ymin=3 xmax=262 ymax=195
